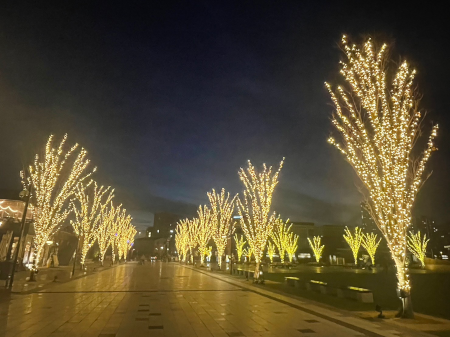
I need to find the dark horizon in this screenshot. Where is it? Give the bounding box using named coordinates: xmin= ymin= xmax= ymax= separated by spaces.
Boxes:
xmin=1 ymin=2 xmax=450 ymax=231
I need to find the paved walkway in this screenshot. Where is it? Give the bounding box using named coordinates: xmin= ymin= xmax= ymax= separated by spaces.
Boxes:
xmin=0 ymin=262 xmax=437 ymax=336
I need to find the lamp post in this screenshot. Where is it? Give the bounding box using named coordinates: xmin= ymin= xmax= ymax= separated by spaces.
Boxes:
xmin=7 ymin=184 xmax=32 ymax=290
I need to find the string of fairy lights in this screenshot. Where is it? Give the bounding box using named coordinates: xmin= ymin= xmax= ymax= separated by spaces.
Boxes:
xmin=22 ymin=134 xmax=137 ymax=268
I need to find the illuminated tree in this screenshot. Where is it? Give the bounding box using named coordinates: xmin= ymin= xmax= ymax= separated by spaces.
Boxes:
xmin=187 ymin=218 xmax=199 ymax=263
xmin=117 ymin=217 xmax=134 ymax=261
xmin=97 ymin=203 xmax=117 ymax=265
xmin=71 ymin=182 xmax=114 ymax=266
xmin=23 ymin=134 xmax=95 ymax=265
xmin=407 ymin=231 xmax=429 ymax=268
xmin=326 ymin=36 xmax=438 ymax=317
xmin=242 ymin=246 xmax=253 ymax=262
xmin=270 ymin=218 xmax=291 ymax=263
xmin=196 ymin=205 xmax=213 ymax=265
xmin=236 ymin=159 xmax=284 ymax=280
xmin=344 ymin=226 xmax=363 ymax=265
xmin=208 ymin=188 xmax=237 ymax=268
xmin=362 ymin=232 xmax=382 ymax=265
xmin=176 ymin=219 xmax=191 ymax=262
xmin=234 ymin=234 xmax=246 ymax=262
xmin=109 ymin=204 xmax=124 ymax=264
xmin=308 ymin=236 xmax=324 ymax=263
xmin=267 ymin=240 xmax=276 ymax=264
xmin=286 ymin=232 xmax=299 ymax=263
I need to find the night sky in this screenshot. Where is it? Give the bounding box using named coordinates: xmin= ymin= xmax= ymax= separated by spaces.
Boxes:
xmin=1 ymin=2 xmax=449 ymax=231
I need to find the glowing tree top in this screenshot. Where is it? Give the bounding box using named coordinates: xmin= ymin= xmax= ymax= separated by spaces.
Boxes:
xmin=326 ymin=36 xmax=438 ymax=316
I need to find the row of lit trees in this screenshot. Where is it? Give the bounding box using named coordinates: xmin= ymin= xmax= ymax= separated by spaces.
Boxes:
xmin=343 ymin=226 xmax=428 ymax=267
xmin=174 ymin=189 xmax=237 ymax=268
xmin=179 ymin=35 xmax=436 ymax=317
xmin=233 ymin=219 xmax=300 ymax=265
xmin=22 ymin=134 xmax=136 ymax=269
xmin=174 ymin=159 xmax=290 ymax=281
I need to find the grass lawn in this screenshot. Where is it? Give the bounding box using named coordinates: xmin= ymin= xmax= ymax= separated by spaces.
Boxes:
xmin=232 ymin=264 xmax=450 ymax=320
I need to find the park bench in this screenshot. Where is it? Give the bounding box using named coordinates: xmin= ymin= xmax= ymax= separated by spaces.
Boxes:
xmin=337 ymin=286 xmax=373 ymax=303
xmin=232 ymin=267 xmax=243 ymax=275
xmin=285 ymin=276 xmax=300 ymax=287
xmin=306 ymin=280 xmax=328 ymax=294
xmin=233 ymin=268 xmax=252 ymax=279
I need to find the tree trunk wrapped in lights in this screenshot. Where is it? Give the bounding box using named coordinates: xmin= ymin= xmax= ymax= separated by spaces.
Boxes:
xmin=362 ymin=232 xmax=382 ymax=265
xmin=286 ymin=232 xmax=299 ymax=263
xmin=236 ymin=158 xmax=284 ymax=280
xmin=208 ymin=188 xmax=237 ymax=269
xmin=270 ymin=218 xmax=291 ymax=264
xmin=23 ymin=134 xmax=96 ymax=266
xmin=234 ymin=234 xmax=246 ymax=262
xmin=407 ymin=231 xmax=429 ymax=268
xmin=308 ymin=236 xmax=324 ymax=263
xmin=326 ymin=36 xmax=438 ymax=318
xmin=196 ymin=205 xmax=213 ymax=266
xmin=343 ymin=226 xmax=363 ymax=265
xmin=71 ymin=182 xmax=114 ymax=267
xmin=267 ymin=241 xmax=276 ymax=264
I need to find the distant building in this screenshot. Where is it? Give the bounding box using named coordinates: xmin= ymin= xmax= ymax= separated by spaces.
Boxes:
xmin=413 ymin=216 xmax=450 ymax=259
xmin=289 ymin=222 xmax=315 ymax=258
xmin=320 ymin=224 xmax=348 ymax=260
xmin=143 ymin=212 xmax=183 ymax=255
xmin=129 ymin=210 xmax=154 ymax=239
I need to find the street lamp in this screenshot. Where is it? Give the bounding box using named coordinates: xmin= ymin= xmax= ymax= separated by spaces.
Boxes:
xmin=7 ymin=184 xmax=32 ymax=290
